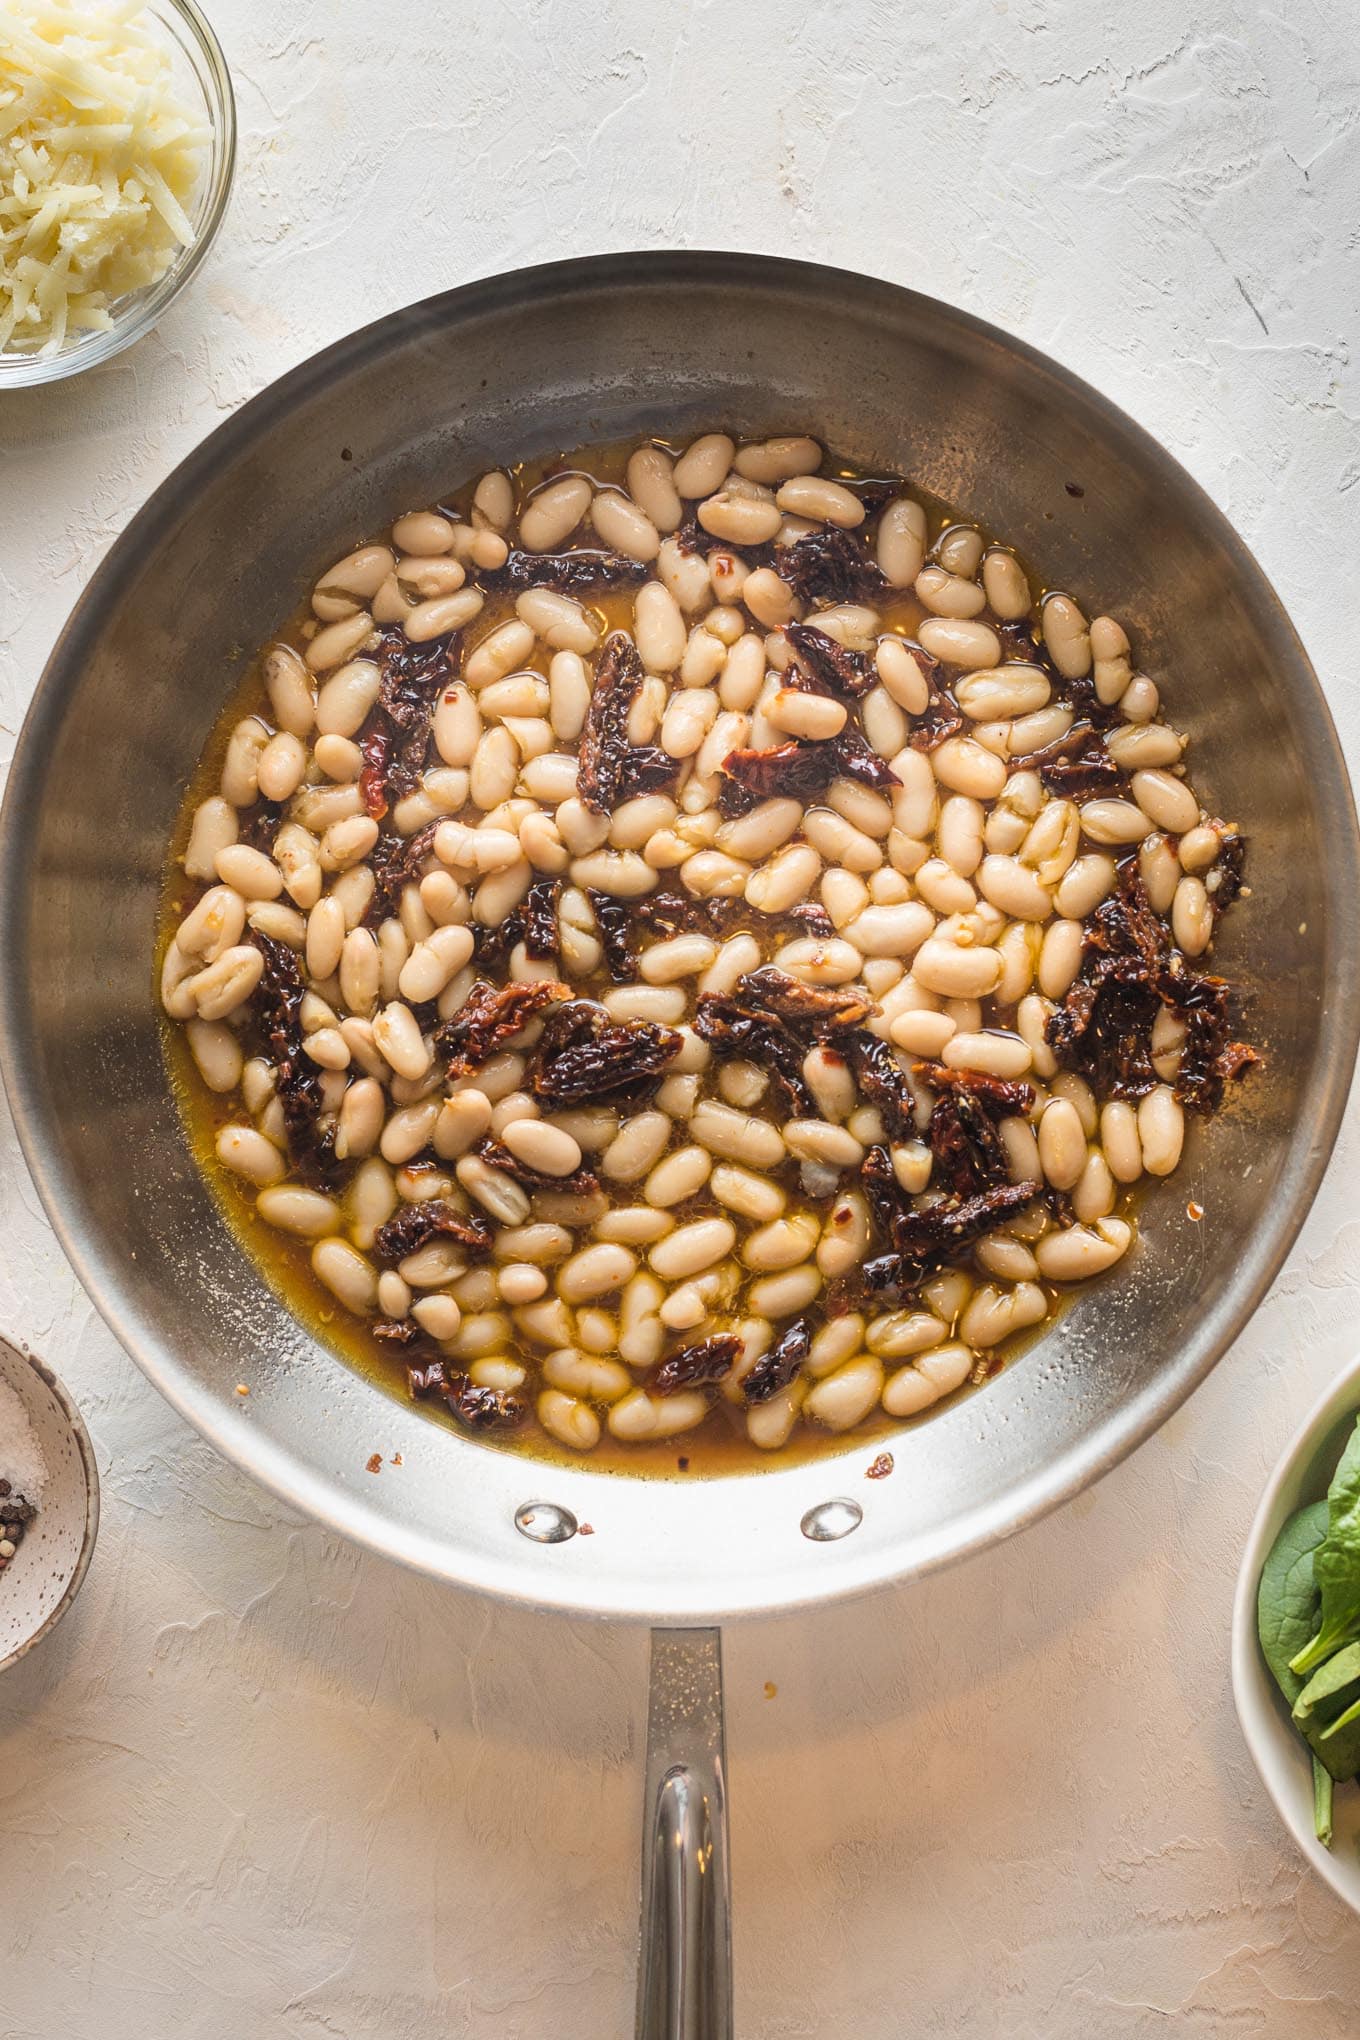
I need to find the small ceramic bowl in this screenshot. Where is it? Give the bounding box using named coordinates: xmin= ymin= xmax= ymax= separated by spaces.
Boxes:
xmin=0 ymin=0 xmax=236 ymax=387
xmin=0 ymin=1337 xmax=100 ymax=1673
xmin=1232 ymin=1350 xmax=1360 ymax=1909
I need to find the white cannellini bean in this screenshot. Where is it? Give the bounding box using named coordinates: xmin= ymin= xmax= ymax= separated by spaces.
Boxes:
xmin=916 ymin=617 xmax=1001 ymax=671
xmin=674 ymin=434 xmax=736 ymax=498
xmin=1079 ymin=799 xmax=1153 ymax=846
xmin=912 ymin=939 xmax=1002 ymax=998
xmin=591 ymin=488 xmax=660 ymax=561
xmin=1040 ymin=593 xmax=1091 ymax=679
xmin=519 ymin=474 xmax=592 ymax=551
xmin=306 ymin=612 xmax=374 ymax=674
xmin=216 ymin=1123 xmax=287 ymax=1186
xmin=955 ymin=666 xmax=1051 ymax=721
xmin=981 ymin=549 xmax=1031 ymax=619
xmin=1172 ymin=875 xmax=1213 ymax=956
xmin=634 ymin=581 xmax=687 ymax=672
xmin=765 ymin=688 xmax=847 ymax=740
xmin=1035 ymin=1093 xmax=1086 ymax=1184
xmin=1138 ymin=1086 xmax=1184 ymax=1175
xmin=1132 ymin=769 xmax=1199 ymax=835
xmin=806 ymin=1356 xmax=883 ymax=1431
xmin=398 ymin=924 xmax=476 ymax=1003
xmin=917 ymin=565 xmax=986 ymax=619
xmin=500 ymin=1117 xmax=583 ymax=1178
xmin=312 ymin=1237 xmax=378 ymax=1313
xmin=1035 ymin=1218 xmax=1133 ymax=1281
xmin=696 ymin=488 xmax=783 ymax=546
xmin=876 ymin=499 xmax=927 ymax=587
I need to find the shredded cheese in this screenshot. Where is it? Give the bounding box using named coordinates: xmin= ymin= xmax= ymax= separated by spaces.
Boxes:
xmin=0 ymin=0 xmax=208 ymax=357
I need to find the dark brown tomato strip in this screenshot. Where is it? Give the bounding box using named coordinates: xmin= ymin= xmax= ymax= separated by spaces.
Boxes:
xmin=742 ymin=1320 xmax=812 ymax=1404
xmin=371 ymin=1201 xmax=491 ymax=1265
xmin=437 ymin=978 xmax=569 ymax=1075
xmin=652 ymin=1335 xmax=742 ymax=1395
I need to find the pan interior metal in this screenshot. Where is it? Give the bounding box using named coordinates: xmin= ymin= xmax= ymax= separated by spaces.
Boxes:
xmin=1 ymin=252 xmax=1355 ymax=1622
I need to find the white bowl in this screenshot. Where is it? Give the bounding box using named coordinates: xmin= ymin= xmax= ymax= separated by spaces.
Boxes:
xmin=0 ymin=1336 xmax=99 ymax=1672
xmin=1232 ymin=1349 xmax=1360 ymax=1907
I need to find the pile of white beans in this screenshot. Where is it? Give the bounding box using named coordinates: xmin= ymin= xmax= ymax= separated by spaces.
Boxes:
xmin=160 ymin=431 xmax=1244 ymax=1461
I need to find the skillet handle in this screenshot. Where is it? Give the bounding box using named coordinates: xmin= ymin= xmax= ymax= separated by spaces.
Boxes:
xmin=635 ymin=1626 xmax=732 ymax=2040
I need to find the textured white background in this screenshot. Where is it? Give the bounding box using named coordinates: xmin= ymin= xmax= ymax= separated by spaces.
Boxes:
xmin=3 ymin=1 xmax=1360 ymax=2033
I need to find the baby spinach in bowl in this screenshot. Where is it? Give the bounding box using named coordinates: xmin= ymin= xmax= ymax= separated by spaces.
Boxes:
xmin=1258 ymin=1416 xmax=1360 ymax=1848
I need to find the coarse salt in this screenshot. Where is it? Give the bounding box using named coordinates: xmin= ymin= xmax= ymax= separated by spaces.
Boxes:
xmin=0 ymin=1375 xmax=49 ymax=1498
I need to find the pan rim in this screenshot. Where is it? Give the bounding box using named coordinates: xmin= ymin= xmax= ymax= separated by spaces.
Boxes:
xmin=3 ymin=249 xmax=1356 ymax=1623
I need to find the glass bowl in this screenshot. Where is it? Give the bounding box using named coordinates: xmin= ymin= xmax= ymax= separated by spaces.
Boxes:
xmin=0 ymin=0 xmax=236 ymax=388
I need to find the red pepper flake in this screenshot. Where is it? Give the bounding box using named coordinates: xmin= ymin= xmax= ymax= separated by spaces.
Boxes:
xmin=392 ymin=1453 xmax=403 ymax=1467
xmin=1187 ymin=1201 xmax=1204 ymax=1222
xmin=235 ymin=1383 xmax=250 ymax=1397
xmin=365 ymin=1453 xmax=382 ymax=1474
xmin=866 ymin=1452 xmax=894 ymax=1480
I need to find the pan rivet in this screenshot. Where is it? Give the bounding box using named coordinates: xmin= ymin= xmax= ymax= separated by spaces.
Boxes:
xmin=515 ymin=1500 xmax=578 ymax=1544
xmin=800 ymin=1498 xmax=863 ymax=1542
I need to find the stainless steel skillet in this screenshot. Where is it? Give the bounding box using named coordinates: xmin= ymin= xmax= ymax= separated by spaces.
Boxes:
xmin=2 ymin=252 xmax=1356 ymax=2036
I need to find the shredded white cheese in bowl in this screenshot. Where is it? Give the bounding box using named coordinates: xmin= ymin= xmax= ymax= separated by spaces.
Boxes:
xmin=0 ymin=0 xmax=233 ymax=378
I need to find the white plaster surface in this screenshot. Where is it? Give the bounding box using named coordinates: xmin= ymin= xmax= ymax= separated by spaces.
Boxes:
xmin=3 ymin=1 xmax=1360 ymax=2032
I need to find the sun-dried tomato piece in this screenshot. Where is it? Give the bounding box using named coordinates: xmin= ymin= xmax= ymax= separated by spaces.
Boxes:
xmin=407 ymin=1355 xmax=448 ymax=1398
xmin=531 ymin=1000 xmax=682 ymax=1106
xmin=476 ymin=1138 xmax=600 ymax=1199
xmin=891 ymin=1181 xmax=1043 ymax=1262
xmin=237 ymin=799 xmax=284 ymax=853
xmin=483 ymin=547 xmax=648 ymax=595
xmin=374 ymin=1316 xmax=422 ymax=1346
xmin=469 ymin=908 xmax=526 ymax=973
xmin=652 ymin=1334 xmax=742 ymax=1395
xmin=248 ymin=930 xmax=324 ymax=1153
xmin=523 ymin=877 xmax=560 ymax=962
xmin=1045 ymin=865 xmax=1258 ymax=1110
xmin=831 ymin=726 xmax=902 ymax=792
xmin=737 ymin=966 xmax=873 ymax=1033
xmin=365 ymin=820 xmax=440 ymax=925
xmin=578 ymin=631 xmax=679 ymax=814
xmin=693 ymin=991 xmax=815 ymax=1114
xmin=903 ymin=643 xmax=965 ymax=752
xmin=1209 ymin=831 xmax=1247 ymax=913
xmin=718 ymin=739 xmax=837 ymax=815
xmin=698 ymin=972 xmax=874 ymax=1117
xmin=774 ymin=528 xmax=887 ymax=605
xmin=910 ymin=1062 xmax=1036 ymax=1115
xmin=437 ymin=978 xmax=569 ymax=1075
xmin=359 ymin=728 xmax=391 ymax=819
xmin=742 ymin=1320 xmax=811 ymax=1404
xmin=843 ymin=1031 xmax=916 ymax=1142
xmin=358 ymin=629 xmax=457 ymax=805
xmin=787 ymin=901 xmax=835 ymax=936
xmin=447 ymin=1375 xmax=526 ymax=1431
xmin=587 ymin=889 xmax=635 ymax=981
xmin=1162 ymin=968 xmax=1261 ymax=1114
xmin=371 ymin=1201 xmax=491 ymax=1265
xmin=784 ymin=621 xmax=877 ymax=699
xmin=925 ymin=1089 xmax=1012 ymax=1196
xmin=1010 ymin=719 xmax=1124 ymax=798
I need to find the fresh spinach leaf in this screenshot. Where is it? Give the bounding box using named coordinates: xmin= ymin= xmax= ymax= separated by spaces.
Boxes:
xmin=1314 ymin=1758 xmax=1334 ymax=1849
xmin=1307 ymin=1689 xmax=1360 ymax=1783
xmin=1257 ymin=1498 xmax=1337 ymax=1842
xmin=1259 ymin=1498 xmax=1328 ymax=1702
xmin=1294 ymin=1641 xmax=1360 ymax=1728
xmin=1291 ymin=1418 xmax=1360 ymax=1679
